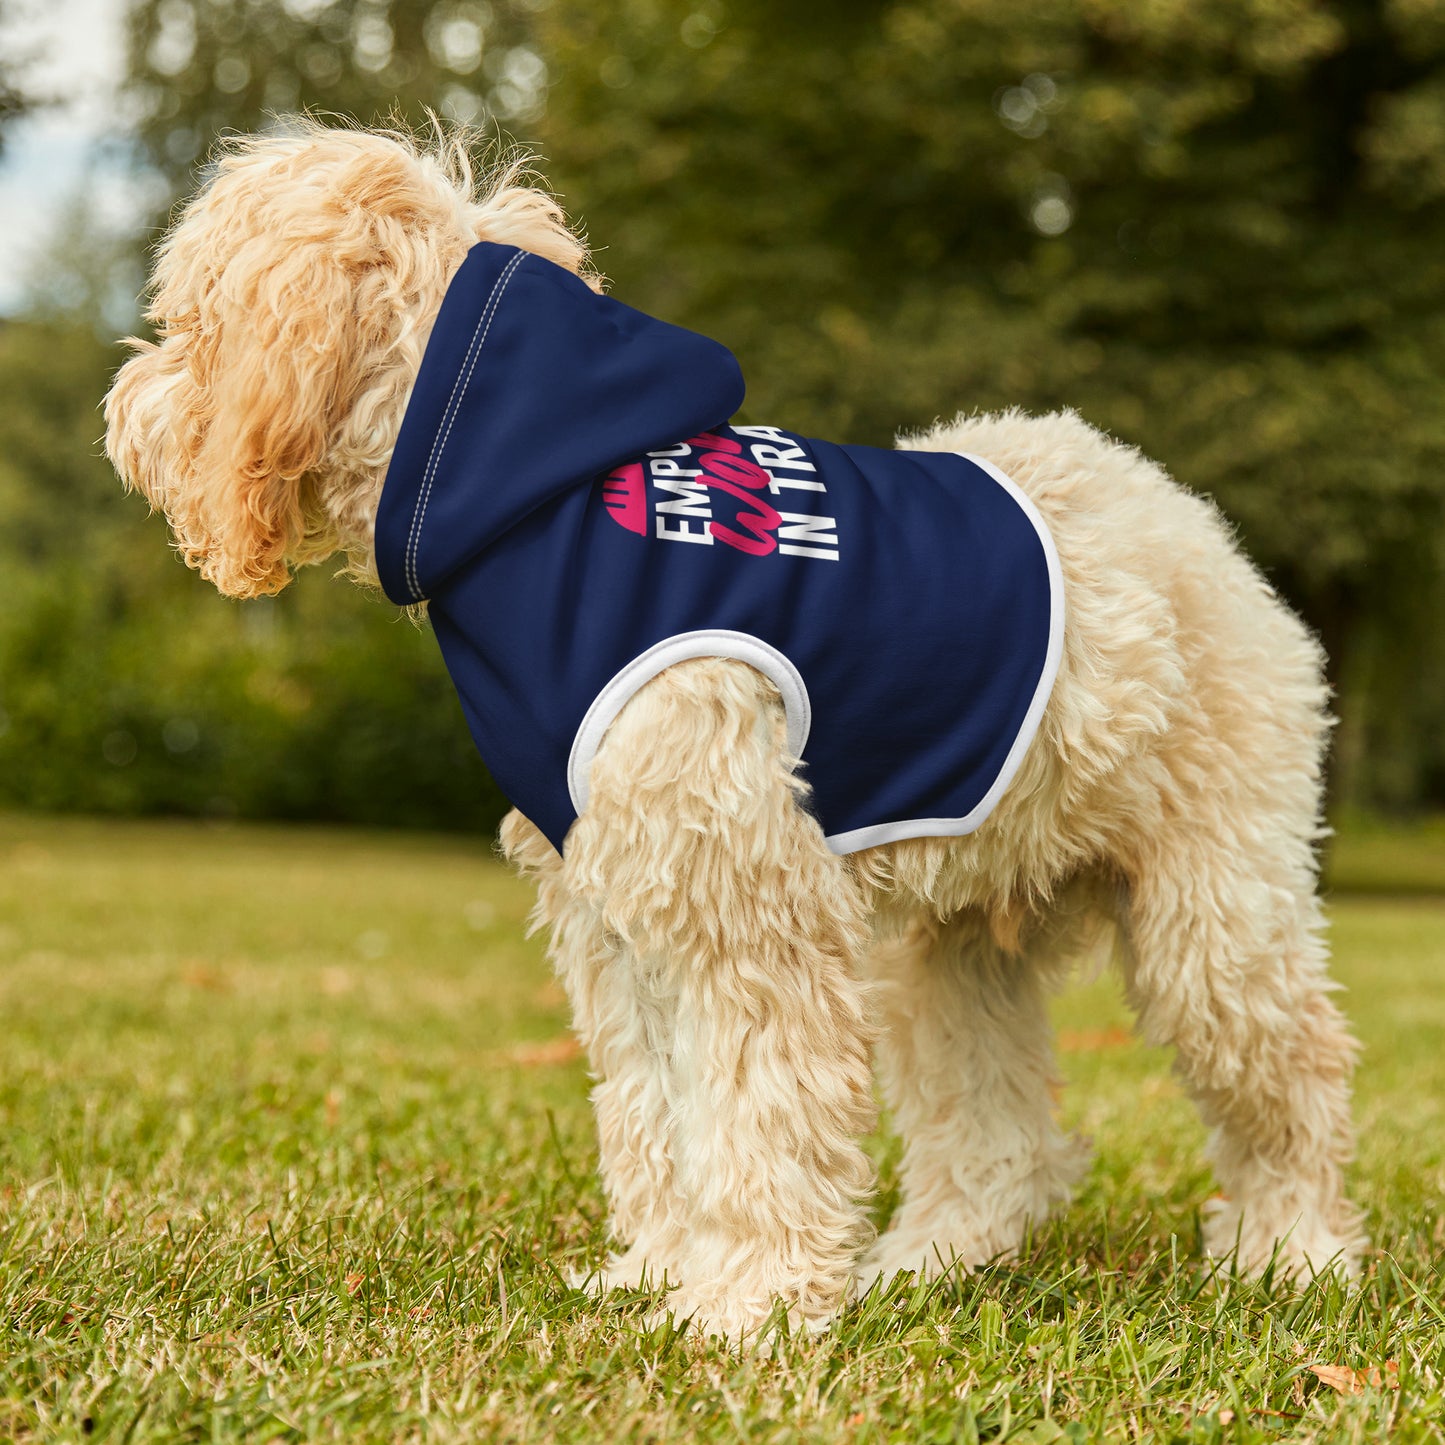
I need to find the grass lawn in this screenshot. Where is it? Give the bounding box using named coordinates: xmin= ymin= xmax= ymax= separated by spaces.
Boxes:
xmin=1 ymin=812 xmax=1443 ymax=1443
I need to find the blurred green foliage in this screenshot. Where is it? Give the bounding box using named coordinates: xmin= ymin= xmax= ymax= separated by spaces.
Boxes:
xmin=125 ymin=0 xmax=542 ymax=179
xmin=0 ymin=316 xmax=507 ymax=830
xmin=535 ymin=0 xmax=1445 ymax=807
xmin=4 ymin=0 xmax=1445 ymax=828
xmin=0 ymin=1 xmax=33 ymax=153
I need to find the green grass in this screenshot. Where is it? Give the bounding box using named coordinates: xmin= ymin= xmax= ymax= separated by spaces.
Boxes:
xmin=1325 ymin=812 xmax=1445 ymax=896
xmin=1 ymin=812 xmax=1442 ymax=1443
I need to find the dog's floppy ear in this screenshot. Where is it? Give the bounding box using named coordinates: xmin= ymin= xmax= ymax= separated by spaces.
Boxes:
xmin=178 ymin=241 xmax=363 ymax=598
xmin=105 ymin=126 xmax=597 ymax=598
xmin=106 ymin=130 xmax=449 ymax=599
xmin=107 ymin=236 xmax=381 ymax=600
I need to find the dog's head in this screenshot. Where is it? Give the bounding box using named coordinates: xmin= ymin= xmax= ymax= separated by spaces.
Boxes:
xmin=105 ymin=121 xmax=592 ymax=597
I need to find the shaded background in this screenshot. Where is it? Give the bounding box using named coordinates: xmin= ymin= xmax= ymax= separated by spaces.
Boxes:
xmin=3 ymin=0 xmax=1445 ymax=834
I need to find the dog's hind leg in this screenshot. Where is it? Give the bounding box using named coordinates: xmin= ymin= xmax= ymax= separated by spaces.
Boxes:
xmin=859 ymin=911 xmax=1089 ymax=1290
xmin=564 ymin=659 xmax=878 ymax=1343
xmin=1121 ymin=830 xmax=1365 ymax=1279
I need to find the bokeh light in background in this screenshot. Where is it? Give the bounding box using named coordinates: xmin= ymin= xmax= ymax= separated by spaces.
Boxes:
xmin=0 ymin=0 xmax=143 ymax=316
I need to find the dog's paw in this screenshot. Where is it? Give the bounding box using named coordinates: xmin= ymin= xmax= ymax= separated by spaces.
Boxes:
xmin=855 ymin=1244 xmax=987 ymax=1297
xmin=858 ymin=1218 xmax=1022 ymax=1295
xmin=860 ymin=1136 xmax=1091 ymax=1296
xmin=1201 ymin=1196 xmax=1366 ymax=1282
xmin=645 ymin=1289 xmax=836 ymax=1351
xmin=570 ymin=1245 xmax=675 ymax=1296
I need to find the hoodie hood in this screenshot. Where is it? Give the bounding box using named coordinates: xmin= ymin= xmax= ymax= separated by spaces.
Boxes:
xmin=375 ymin=243 xmax=746 ymax=605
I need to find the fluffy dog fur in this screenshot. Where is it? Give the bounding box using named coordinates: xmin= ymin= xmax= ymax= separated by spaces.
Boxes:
xmin=105 ymin=121 xmax=1366 ymax=1343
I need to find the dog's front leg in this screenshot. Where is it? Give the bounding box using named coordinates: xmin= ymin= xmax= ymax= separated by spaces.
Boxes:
xmin=501 ymin=808 xmax=688 ymax=1290
xmin=565 ymin=659 xmax=878 ymax=1344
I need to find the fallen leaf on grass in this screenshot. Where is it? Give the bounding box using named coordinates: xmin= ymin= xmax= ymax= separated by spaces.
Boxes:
xmin=500 ymin=1037 xmax=584 ymax=1067
xmin=197 ymin=1331 xmax=244 ymax=1348
xmin=1310 ymin=1362 xmax=1399 ymax=1395
xmin=345 ymin=1273 xmax=365 ymax=1296
xmin=179 ymin=961 xmax=230 ymax=992
xmin=1056 ymin=1027 xmax=1134 ymax=1052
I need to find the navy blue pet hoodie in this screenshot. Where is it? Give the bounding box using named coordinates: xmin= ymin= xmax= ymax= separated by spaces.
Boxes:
xmin=374 ymin=243 xmax=1063 ymax=854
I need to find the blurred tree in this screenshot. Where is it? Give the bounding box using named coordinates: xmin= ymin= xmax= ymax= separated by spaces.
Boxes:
xmin=123 ymin=0 xmax=546 ymax=192
xmin=0 ymin=316 xmax=130 ymax=571
xmin=12 ymin=0 xmax=558 ymax=834
xmin=31 ymin=0 xmax=1439 ymax=820
xmin=0 ymin=314 xmax=510 ymax=830
xmin=532 ymin=0 xmax=1445 ymax=806
xmin=0 ymin=0 xmax=36 ymax=152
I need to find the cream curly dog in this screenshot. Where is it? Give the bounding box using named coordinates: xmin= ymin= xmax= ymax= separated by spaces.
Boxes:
xmin=105 ymin=123 xmax=1364 ymax=1342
